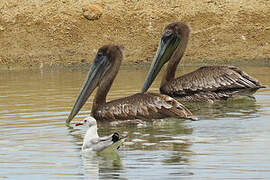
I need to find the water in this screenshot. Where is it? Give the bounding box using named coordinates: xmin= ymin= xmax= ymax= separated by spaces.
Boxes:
xmin=0 ymin=66 xmax=270 ymax=179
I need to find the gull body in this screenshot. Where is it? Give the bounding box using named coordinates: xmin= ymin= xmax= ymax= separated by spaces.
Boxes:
xmin=77 ymin=116 xmax=125 ymax=152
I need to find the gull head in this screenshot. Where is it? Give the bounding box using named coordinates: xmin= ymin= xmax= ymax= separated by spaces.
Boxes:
xmin=76 ymin=116 xmax=97 ymax=127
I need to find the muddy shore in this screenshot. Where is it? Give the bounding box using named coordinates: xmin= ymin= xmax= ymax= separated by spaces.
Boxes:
xmin=0 ymin=0 xmax=269 ymax=69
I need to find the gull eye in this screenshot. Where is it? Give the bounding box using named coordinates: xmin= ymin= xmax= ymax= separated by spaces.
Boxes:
xmin=84 ymin=119 xmax=87 ymax=123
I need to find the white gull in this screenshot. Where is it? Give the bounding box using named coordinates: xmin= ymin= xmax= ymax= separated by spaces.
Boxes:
xmin=76 ymin=116 xmax=126 ymax=152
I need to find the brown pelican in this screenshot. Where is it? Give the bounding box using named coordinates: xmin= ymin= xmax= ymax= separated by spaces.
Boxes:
xmin=141 ymin=22 xmax=265 ymax=102
xmin=66 ymin=45 xmax=195 ymax=124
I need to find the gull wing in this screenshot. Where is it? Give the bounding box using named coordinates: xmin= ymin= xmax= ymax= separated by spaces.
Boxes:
xmin=84 ymin=133 xmax=124 ymax=152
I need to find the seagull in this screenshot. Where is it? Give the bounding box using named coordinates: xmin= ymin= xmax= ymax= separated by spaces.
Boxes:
xmin=75 ymin=116 xmax=126 ymax=152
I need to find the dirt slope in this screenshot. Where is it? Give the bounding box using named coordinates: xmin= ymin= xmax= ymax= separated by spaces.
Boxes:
xmin=0 ymin=0 xmax=269 ymax=68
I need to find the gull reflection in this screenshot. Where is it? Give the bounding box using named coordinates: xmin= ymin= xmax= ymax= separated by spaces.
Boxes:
xmin=82 ymin=149 xmax=123 ymax=179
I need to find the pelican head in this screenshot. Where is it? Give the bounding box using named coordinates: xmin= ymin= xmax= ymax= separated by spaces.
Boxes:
xmin=141 ymin=22 xmax=190 ymax=93
xmin=66 ymin=45 xmax=123 ymax=124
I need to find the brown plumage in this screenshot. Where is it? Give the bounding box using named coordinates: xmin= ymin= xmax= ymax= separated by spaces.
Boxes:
xmin=141 ymin=22 xmax=265 ymax=103
xmin=161 ymin=66 xmax=264 ymax=102
xmin=93 ymin=92 xmax=194 ymax=121
xmin=66 ymin=45 xmax=196 ymax=124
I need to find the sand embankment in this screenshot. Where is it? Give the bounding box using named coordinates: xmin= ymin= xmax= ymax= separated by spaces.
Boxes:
xmin=0 ymin=0 xmax=269 ymax=69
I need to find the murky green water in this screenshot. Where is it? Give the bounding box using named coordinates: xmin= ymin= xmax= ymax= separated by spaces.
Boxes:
xmin=1 ymin=66 xmax=270 ymax=179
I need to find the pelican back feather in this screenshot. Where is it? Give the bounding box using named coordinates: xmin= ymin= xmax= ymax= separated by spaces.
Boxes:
xmin=160 ymin=66 xmax=265 ymax=102
xmin=92 ymin=92 xmax=195 ymax=121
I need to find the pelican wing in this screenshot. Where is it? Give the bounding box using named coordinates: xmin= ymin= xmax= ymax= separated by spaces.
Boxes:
xmin=160 ymin=66 xmax=264 ymax=101
xmin=94 ymin=92 xmax=196 ymax=120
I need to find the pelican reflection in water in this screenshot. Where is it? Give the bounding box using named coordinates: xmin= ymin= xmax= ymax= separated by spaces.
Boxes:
xmin=141 ymin=22 xmax=265 ymax=103
xmin=66 ymin=45 xmax=196 ymax=124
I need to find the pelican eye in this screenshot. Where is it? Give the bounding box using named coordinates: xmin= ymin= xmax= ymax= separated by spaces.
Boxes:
xmin=161 ymin=31 xmax=173 ymax=43
xmin=97 ymin=52 xmax=103 ymax=58
xmin=94 ymin=52 xmax=105 ymax=64
xmin=164 ymin=29 xmax=172 ymax=36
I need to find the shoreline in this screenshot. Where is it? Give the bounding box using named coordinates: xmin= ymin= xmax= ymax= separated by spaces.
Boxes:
xmin=1 ymin=58 xmax=270 ymax=72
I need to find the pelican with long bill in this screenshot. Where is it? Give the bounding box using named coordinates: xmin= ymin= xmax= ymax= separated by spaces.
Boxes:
xmin=141 ymin=22 xmax=265 ymax=103
xmin=66 ymin=44 xmax=196 ymax=124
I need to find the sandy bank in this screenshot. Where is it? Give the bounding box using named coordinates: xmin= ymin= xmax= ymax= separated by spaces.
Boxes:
xmin=0 ymin=0 xmax=269 ymax=69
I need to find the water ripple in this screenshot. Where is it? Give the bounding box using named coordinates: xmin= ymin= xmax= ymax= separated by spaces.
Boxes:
xmin=0 ymin=67 xmax=270 ymax=179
